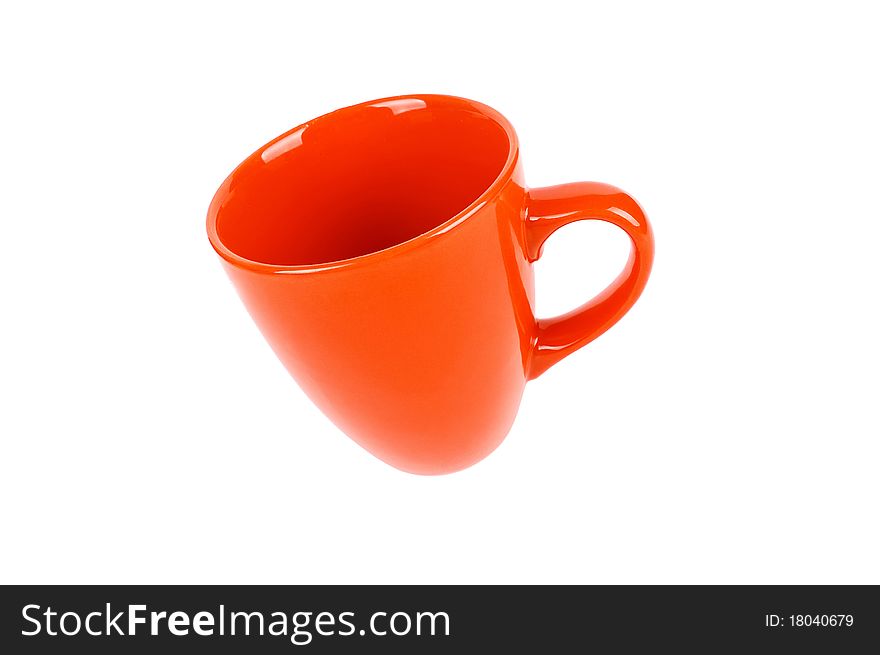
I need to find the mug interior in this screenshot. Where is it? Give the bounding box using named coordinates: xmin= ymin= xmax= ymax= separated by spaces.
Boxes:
xmin=212 ymin=96 xmax=512 ymax=267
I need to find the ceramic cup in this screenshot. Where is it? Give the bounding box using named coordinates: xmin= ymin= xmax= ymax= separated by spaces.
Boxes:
xmin=207 ymin=94 xmax=654 ymax=474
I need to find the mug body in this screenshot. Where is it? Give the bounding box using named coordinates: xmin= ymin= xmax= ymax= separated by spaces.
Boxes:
xmin=207 ymin=96 xmax=534 ymax=474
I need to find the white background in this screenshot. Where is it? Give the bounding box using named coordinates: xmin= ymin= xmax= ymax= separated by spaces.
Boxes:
xmin=2 ymin=1 xmax=878 ymax=584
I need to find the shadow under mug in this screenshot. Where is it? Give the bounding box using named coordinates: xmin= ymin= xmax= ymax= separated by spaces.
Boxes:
xmin=207 ymin=94 xmax=654 ymax=474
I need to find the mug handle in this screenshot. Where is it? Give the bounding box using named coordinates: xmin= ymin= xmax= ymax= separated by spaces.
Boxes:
xmin=524 ymin=182 xmax=655 ymax=379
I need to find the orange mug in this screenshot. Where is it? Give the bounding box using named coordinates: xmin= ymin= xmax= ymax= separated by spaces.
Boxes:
xmin=207 ymin=94 xmax=654 ymax=474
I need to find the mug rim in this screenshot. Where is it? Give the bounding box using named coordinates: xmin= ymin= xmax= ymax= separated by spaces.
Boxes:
xmin=206 ymin=94 xmax=520 ymax=275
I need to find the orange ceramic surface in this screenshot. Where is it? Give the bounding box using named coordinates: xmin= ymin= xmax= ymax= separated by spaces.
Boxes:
xmin=207 ymin=95 xmax=654 ymax=474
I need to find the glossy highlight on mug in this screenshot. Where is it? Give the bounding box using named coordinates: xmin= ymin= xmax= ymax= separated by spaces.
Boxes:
xmin=207 ymin=94 xmax=653 ymax=474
